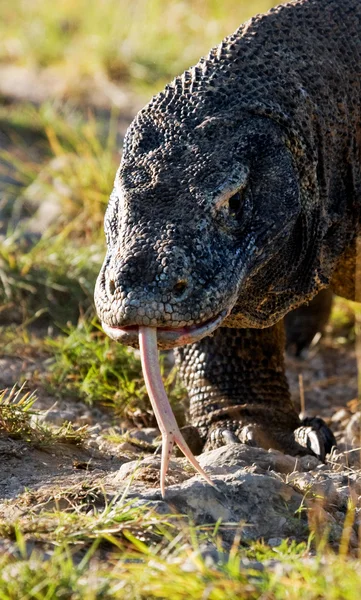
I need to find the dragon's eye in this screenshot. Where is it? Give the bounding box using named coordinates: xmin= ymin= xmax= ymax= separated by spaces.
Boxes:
xmin=228 ymin=190 xmax=243 ymax=216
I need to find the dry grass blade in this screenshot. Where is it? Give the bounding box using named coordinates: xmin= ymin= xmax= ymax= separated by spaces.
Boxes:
xmin=0 ymin=384 xmax=89 ymax=446
xmin=0 ymin=384 xmax=37 ymax=438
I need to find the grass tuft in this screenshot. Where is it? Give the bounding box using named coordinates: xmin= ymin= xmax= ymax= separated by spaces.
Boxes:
xmin=0 ymin=489 xmax=169 ymax=550
xmin=0 ymin=529 xmax=360 ymax=599
xmin=44 ymin=319 xmax=186 ymax=425
xmin=0 ymin=385 xmax=89 ymax=446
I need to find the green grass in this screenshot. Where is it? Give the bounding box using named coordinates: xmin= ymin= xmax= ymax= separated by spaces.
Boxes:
xmin=0 ymin=104 xmax=119 ymax=324
xmin=0 ymin=385 xmax=89 ymax=446
xmin=43 ymin=318 xmax=186 ymax=424
xmin=0 ymin=488 xmax=168 ymax=548
xmin=0 ymin=233 xmax=103 ymax=324
xmin=0 ymin=518 xmax=360 ymax=599
xmin=0 ymin=318 xmax=186 ymax=426
xmin=0 ymin=472 xmax=356 ymax=597
xmin=0 ymin=0 xmax=279 ymax=95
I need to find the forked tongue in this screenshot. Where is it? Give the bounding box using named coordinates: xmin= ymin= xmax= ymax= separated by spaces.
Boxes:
xmin=139 ymin=326 xmax=215 ymax=497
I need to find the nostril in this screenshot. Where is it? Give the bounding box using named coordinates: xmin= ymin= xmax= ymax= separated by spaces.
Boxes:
xmin=173 ymin=279 xmax=188 ymax=297
xmin=108 ymin=279 xmax=116 ymax=296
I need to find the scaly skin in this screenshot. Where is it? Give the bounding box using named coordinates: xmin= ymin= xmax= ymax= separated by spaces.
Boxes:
xmin=95 ymin=0 xmax=361 ymax=481
xmin=175 ymin=322 xmax=333 ymax=458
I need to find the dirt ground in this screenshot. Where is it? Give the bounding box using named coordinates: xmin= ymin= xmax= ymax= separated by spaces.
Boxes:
xmin=0 ymin=324 xmax=359 ymax=521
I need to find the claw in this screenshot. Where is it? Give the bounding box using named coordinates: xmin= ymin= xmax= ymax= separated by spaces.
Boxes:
xmin=221 ymin=429 xmax=241 ymax=445
xmin=207 ymin=426 xmax=240 ymax=450
xmin=139 ymin=326 xmax=216 ymax=497
xmin=294 ymin=416 xmax=336 ymax=462
xmin=302 ymin=416 xmax=336 ymax=456
xmin=306 ymin=428 xmax=325 ymax=461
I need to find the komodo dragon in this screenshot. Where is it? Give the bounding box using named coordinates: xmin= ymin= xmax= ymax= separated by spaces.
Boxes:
xmin=95 ymin=0 xmax=361 ymax=495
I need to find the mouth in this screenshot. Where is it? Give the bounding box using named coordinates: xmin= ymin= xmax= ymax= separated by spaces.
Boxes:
xmin=101 ymin=311 xmax=227 ymax=349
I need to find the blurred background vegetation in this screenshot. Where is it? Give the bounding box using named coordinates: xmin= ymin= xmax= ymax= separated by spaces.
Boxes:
xmin=0 ymin=0 xmax=277 ymax=96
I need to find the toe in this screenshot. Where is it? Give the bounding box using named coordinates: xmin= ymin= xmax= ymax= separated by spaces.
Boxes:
xmin=293 ymin=417 xmax=336 ymax=461
xmin=204 ymin=422 xmax=241 ymax=450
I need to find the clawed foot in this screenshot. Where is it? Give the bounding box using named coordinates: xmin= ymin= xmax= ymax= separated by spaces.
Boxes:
xmin=204 ymin=419 xmax=283 ymax=453
xmin=203 ymin=416 xmax=336 ymax=462
xmin=294 ymin=416 xmax=336 ymax=461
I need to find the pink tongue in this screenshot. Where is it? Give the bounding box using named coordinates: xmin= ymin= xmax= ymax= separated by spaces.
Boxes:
xmin=139 ymin=326 xmax=215 ymax=497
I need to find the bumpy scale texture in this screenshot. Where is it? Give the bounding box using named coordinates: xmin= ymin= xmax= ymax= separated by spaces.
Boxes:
xmin=95 ymin=0 xmax=361 ymax=457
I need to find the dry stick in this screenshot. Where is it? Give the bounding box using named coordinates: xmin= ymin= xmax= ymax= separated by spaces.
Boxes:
xmin=298 ymin=373 xmax=305 ymax=416
xmin=138 ymin=326 xmax=215 ymax=497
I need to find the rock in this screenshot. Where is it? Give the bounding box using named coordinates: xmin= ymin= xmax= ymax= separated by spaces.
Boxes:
xmin=129 ymin=472 xmax=306 ymax=544
xmin=198 ymin=443 xmax=310 ymax=475
xmin=179 ymin=545 xmax=229 ymax=572
xmin=107 ymin=443 xmax=361 ymax=546
xmin=287 ymin=472 xmax=344 ymax=510
xmin=297 ymin=455 xmax=323 ymax=471
xmin=41 ymin=409 xmax=78 ymax=426
xmin=117 ymin=442 xmax=142 ymax=453
xmin=331 ymin=408 xmax=352 ymax=424
xmin=109 ymin=445 xmax=310 ymax=543
xmin=346 ymin=411 xmax=361 ymax=446
xmin=127 ymin=428 xmax=159 ymax=444
xmin=267 ymin=537 xmax=283 ymax=547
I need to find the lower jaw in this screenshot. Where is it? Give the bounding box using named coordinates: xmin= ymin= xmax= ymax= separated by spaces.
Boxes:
xmin=101 ymin=310 xmax=227 ymax=349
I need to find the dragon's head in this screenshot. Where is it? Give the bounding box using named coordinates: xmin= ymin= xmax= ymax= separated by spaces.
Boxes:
xmin=95 ymin=93 xmax=321 ymax=348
